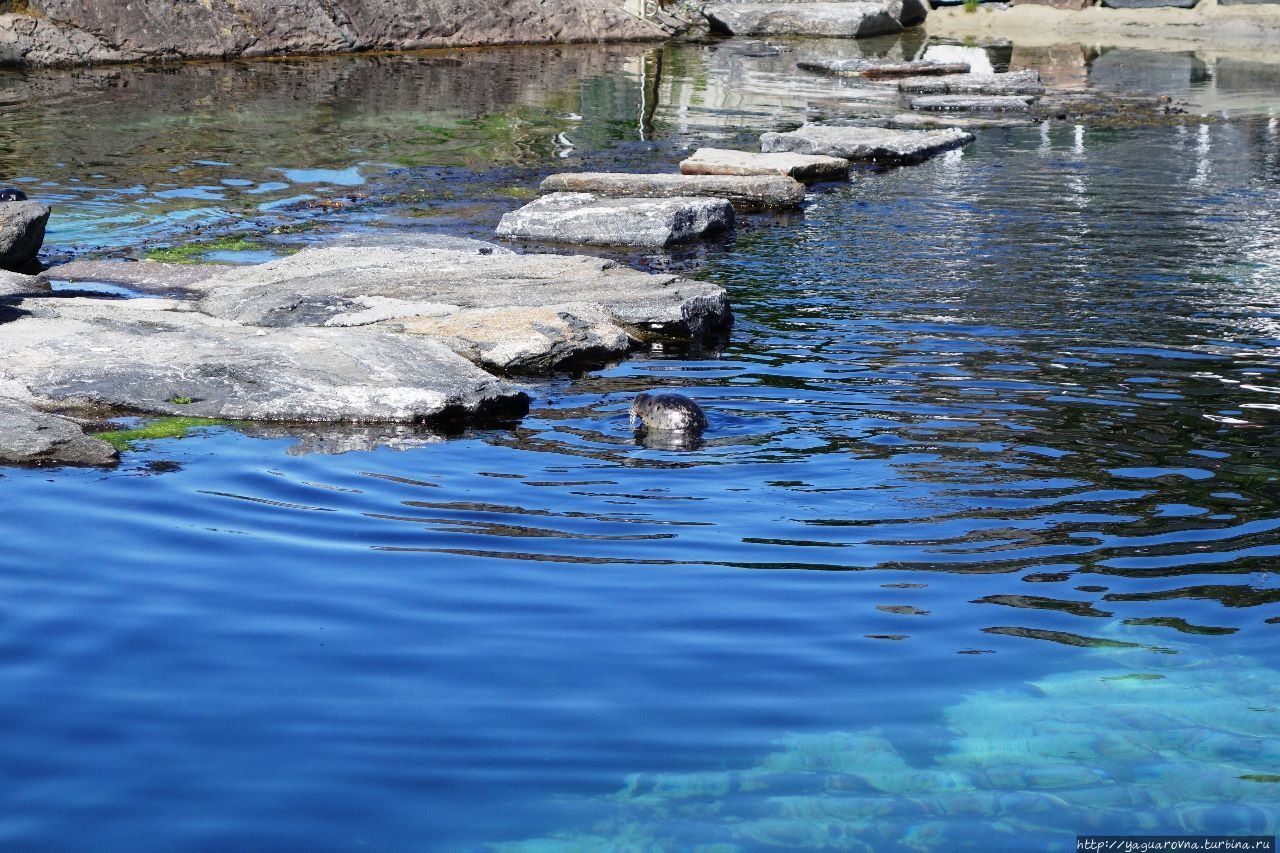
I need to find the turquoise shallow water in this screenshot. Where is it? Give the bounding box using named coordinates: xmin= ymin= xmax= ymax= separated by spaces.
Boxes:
xmin=2 ymin=39 xmax=1280 ymax=851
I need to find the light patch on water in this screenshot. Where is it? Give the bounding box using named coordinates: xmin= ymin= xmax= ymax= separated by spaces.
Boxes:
xmin=275 ymin=166 xmax=366 ymax=186
xmin=499 ymin=640 xmax=1280 ymax=851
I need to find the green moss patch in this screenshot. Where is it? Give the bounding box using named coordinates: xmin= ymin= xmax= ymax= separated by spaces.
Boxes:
xmin=94 ymin=417 xmax=225 ymax=451
xmin=144 ymin=236 xmax=274 ymax=264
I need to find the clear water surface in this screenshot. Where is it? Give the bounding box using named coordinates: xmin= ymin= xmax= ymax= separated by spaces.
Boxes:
xmin=2 ymin=36 xmax=1280 ymax=851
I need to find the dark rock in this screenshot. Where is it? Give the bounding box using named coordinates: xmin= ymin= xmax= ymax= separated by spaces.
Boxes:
xmin=0 ymin=201 xmax=49 ymax=272
xmin=0 ymin=397 xmax=118 ymax=466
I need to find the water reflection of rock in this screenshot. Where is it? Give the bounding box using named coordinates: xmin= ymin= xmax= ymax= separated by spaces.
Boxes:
xmin=499 ymin=644 xmax=1280 ymax=851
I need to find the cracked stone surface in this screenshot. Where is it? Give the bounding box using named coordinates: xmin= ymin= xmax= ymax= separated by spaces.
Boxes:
xmin=761 ymin=123 xmax=974 ymax=164
xmin=898 ymin=70 xmax=1047 ymax=96
xmin=539 ymin=172 xmax=806 ymax=211
xmin=679 ymin=148 xmax=850 ymax=183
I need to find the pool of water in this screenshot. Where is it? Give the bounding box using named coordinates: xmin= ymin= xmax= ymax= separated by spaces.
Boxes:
xmin=2 ymin=36 xmax=1280 ymax=851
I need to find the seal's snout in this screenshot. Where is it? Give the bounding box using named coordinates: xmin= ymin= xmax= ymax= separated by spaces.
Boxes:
xmin=630 ymin=392 xmax=707 ymax=433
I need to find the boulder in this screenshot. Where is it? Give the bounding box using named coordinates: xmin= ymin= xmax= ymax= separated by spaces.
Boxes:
xmin=0 ymin=397 xmax=118 ymax=466
xmin=909 ymin=94 xmax=1037 ymax=112
xmin=760 ymin=123 xmax=973 ymax=164
xmin=496 ymin=193 xmax=734 ymax=249
xmin=797 ymin=58 xmax=968 ymax=78
xmin=703 ymin=0 xmax=927 ymax=38
xmin=539 ymin=171 xmax=805 ymax=211
xmin=898 ymin=70 xmax=1046 ymax=95
xmin=0 ymin=200 xmax=50 ymax=272
xmin=679 ymin=148 xmax=850 ymax=183
xmin=0 ymin=0 xmax=669 ymax=67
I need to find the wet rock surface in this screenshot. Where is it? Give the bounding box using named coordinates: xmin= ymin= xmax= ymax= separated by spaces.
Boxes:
xmin=797 ymin=57 xmax=969 ymax=77
xmin=539 ymin=171 xmax=805 ymax=210
xmin=0 ymin=201 xmax=50 ymax=272
xmin=898 ymin=69 xmax=1046 ymax=95
xmin=704 ymin=0 xmax=926 ymax=38
xmin=0 ymin=0 xmax=668 ymax=67
xmin=760 ymin=123 xmax=974 ymax=164
xmin=0 ymin=397 xmax=118 ymax=467
xmin=888 ymin=112 xmax=1036 ymax=128
xmin=37 ymin=259 xmax=236 ymax=295
xmin=679 ymin=148 xmax=851 ymax=182
xmin=910 ymin=94 xmax=1038 ymax=112
xmin=496 ymin=192 xmax=735 ymax=248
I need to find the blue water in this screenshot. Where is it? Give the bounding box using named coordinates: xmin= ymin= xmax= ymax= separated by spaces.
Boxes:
xmin=3 ymin=40 xmax=1280 ymax=850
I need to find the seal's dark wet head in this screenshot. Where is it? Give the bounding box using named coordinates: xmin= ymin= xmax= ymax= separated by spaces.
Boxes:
xmin=630 ymin=392 xmax=707 ymax=433
xmin=0 ymin=188 xmax=28 ymax=202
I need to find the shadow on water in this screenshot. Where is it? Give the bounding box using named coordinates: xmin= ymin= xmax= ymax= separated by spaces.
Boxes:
xmin=2 ymin=32 xmax=1280 ymax=853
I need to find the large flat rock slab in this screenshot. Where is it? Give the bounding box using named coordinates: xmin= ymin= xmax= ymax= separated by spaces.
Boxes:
xmin=496 ymin=193 xmax=734 ymax=249
xmin=679 ymin=148 xmax=850 ymax=183
xmin=0 ymin=201 xmax=49 ymax=272
xmin=704 ymin=1 xmax=925 ymax=38
xmin=0 ymin=269 xmax=46 ymax=297
xmin=1 ymin=297 xmax=528 ymax=423
xmin=797 ymin=58 xmax=968 ymax=78
xmin=0 ymin=397 xmax=118 ymax=466
xmin=193 ymin=237 xmax=730 ymax=372
xmin=909 ymin=94 xmax=1037 ymax=112
xmin=898 ymin=69 xmax=1046 ymax=95
xmin=38 ymin=259 xmax=236 ymax=295
xmin=760 ymin=123 xmax=973 ymax=164
xmin=539 ymin=171 xmax=805 ymax=211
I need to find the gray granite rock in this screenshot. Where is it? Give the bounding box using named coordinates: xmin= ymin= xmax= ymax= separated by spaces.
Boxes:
xmin=496 ymin=193 xmax=734 ymax=249
xmin=0 ymin=397 xmax=118 ymax=466
xmin=909 ymin=94 xmax=1037 ymax=112
xmin=887 ymin=112 xmax=1036 ymax=129
xmin=539 ymin=172 xmax=805 ymax=211
xmin=760 ymin=123 xmax=973 ymax=164
xmin=898 ymin=69 xmax=1046 ymax=96
xmin=0 ymin=269 xmax=46 ymax=297
xmin=0 ymin=0 xmax=668 ymax=68
xmin=680 ymin=148 xmax=850 ymax=183
xmin=37 ymin=259 xmax=235 ymax=295
xmin=797 ymin=58 xmax=968 ymax=78
xmin=703 ymin=0 xmax=927 ymax=38
xmin=0 ymin=200 xmax=50 ymax=271
xmin=192 ymin=234 xmax=732 ymax=343
xmin=0 ymin=297 xmax=528 ymax=424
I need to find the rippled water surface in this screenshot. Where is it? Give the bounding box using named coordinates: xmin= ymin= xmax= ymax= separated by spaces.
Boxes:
xmin=3 ymin=36 xmax=1280 ymax=851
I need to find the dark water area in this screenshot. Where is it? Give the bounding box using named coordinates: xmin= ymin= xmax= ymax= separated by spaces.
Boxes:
xmin=2 ymin=35 xmax=1280 ymax=851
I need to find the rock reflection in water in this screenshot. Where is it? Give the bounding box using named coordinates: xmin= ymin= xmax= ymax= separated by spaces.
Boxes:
xmin=500 ymin=641 xmax=1280 ymax=851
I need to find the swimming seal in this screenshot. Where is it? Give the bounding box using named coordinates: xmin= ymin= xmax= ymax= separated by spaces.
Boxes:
xmin=629 ymin=392 xmax=707 ymax=433
xmin=0 ymin=188 xmax=28 ymax=202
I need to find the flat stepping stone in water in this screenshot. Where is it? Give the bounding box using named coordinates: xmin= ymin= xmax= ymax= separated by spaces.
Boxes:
xmin=898 ymin=70 xmax=1046 ymax=96
xmin=679 ymin=148 xmax=850 ymax=183
xmin=760 ymin=123 xmax=974 ymax=165
xmin=888 ymin=113 xmax=1036 ymax=129
xmin=539 ymin=171 xmax=804 ymax=211
xmin=796 ymin=58 xmax=970 ymax=78
xmin=703 ymin=1 xmax=925 ymax=38
xmin=910 ymin=95 xmax=1038 ymax=113
xmin=497 ymin=193 xmax=734 ymax=249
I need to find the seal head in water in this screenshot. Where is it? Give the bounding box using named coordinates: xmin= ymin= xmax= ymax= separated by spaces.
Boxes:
xmin=630 ymin=392 xmax=707 ymax=433
xmin=0 ymin=188 xmax=27 ymax=202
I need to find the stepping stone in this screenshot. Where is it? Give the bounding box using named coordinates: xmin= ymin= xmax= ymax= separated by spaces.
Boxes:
xmin=888 ymin=113 xmax=1036 ymax=129
xmin=496 ymin=193 xmax=734 ymax=249
xmin=898 ymin=70 xmax=1046 ymax=95
xmin=0 ymin=200 xmax=49 ymax=272
xmin=909 ymin=94 xmax=1037 ymax=112
xmin=703 ymin=1 xmax=925 ymax=38
xmin=760 ymin=123 xmax=974 ymax=165
xmin=539 ymin=171 xmax=805 ymax=211
xmin=797 ymin=58 xmax=970 ymax=78
xmin=679 ymin=148 xmax=850 ymax=183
